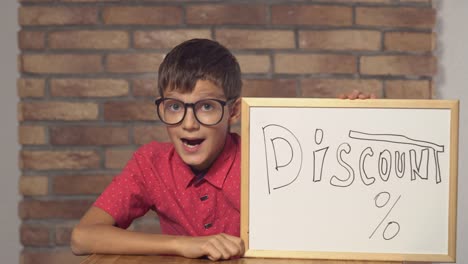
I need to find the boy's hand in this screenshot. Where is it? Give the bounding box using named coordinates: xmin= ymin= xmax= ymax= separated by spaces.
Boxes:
xmin=338 ymin=89 xmax=377 ymax=99
xmin=178 ymin=233 xmax=245 ymax=261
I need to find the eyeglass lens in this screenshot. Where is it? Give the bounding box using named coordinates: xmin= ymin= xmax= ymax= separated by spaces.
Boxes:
xmin=157 ymin=98 xmax=225 ymax=125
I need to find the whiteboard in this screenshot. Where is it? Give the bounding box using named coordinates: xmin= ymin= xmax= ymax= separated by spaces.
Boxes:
xmin=240 ymin=98 xmax=458 ymax=262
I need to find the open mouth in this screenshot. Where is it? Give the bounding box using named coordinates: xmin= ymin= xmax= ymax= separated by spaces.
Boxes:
xmin=181 ymin=138 xmax=205 ymax=148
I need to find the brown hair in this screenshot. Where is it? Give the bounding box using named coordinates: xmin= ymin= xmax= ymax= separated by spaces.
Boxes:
xmin=158 ymin=39 xmax=242 ymax=100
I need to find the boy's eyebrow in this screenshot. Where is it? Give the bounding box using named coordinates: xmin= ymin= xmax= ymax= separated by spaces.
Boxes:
xmin=165 ymin=91 xmax=226 ymax=100
xmin=197 ymin=92 xmax=226 ymax=98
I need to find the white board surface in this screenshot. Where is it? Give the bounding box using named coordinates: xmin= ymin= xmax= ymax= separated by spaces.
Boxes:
xmin=241 ymin=98 xmax=458 ymax=262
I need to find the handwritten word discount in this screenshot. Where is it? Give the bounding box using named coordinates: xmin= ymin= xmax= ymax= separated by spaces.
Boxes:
xmin=261 ymin=124 xmax=445 ymax=194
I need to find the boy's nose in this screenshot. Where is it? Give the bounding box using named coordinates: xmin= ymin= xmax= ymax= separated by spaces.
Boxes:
xmin=182 ymin=108 xmax=200 ymax=130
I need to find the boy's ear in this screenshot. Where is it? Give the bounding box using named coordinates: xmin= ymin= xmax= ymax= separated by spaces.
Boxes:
xmin=228 ymin=98 xmax=241 ymax=125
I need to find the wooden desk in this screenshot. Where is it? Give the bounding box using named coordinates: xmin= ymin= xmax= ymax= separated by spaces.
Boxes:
xmin=81 ymin=254 xmax=403 ymax=264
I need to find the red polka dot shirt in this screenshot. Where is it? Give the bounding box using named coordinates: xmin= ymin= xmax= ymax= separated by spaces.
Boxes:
xmin=94 ymin=133 xmax=241 ymax=237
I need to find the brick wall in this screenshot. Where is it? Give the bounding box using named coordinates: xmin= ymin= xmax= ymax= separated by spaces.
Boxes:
xmin=17 ymin=0 xmax=436 ymax=263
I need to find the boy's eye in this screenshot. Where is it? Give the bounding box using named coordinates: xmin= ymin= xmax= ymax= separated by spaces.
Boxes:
xmin=201 ymin=103 xmax=214 ymax=111
xmin=167 ymin=101 xmax=183 ymax=111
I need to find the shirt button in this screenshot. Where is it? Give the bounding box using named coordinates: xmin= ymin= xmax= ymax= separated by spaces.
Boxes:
xmin=204 ymin=223 xmax=213 ymax=229
xmin=200 ymin=195 xmax=209 ymax=201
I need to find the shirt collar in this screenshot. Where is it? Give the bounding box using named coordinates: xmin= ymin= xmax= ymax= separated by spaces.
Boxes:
xmin=202 ymin=133 xmax=237 ymax=189
xmin=174 ymin=133 xmax=238 ymax=190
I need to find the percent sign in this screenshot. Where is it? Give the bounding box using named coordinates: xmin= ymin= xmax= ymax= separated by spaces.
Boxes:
xmin=369 ymin=191 xmax=402 ymax=240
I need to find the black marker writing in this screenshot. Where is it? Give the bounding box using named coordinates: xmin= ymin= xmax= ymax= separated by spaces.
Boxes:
xmin=378 ymin=150 xmax=392 ymax=182
xmin=410 ymin=148 xmax=429 ymax=181
xmin=369 ymin=191 xmax=402 ymax=240
xmin=313 ymin=129 xmax=329 ymax=182
xmin=359 ymin=147 xmax=375 ymax=185
xmin=349 ymin=130 xmax=444 ymax=183
xmin=395 ymin=151 xmax=405 ymax=178
xmin=330 ymin=143 xmax=355 ymax=187
xmin=259 ymin=126 xmax=446 ymax=193
xmin=271 ymin=137 xmax=294 ymax=170
xmin=262 ymin=124 xmax=303 ymax=194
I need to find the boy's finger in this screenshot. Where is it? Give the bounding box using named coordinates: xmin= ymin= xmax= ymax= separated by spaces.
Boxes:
xmin=204 ymin=243 xmax=223 ymax=261
xmin=224 ymin=238 xmax=243 ymax=256
xmin=213 ymin=234 xmax=243 ymax=258
xmin=213 ymin=235 xmax=239 ymax=258
xmin=211 ymin=237 xmax=234 ymax=260
xmin=239 ymin=238 xmax=245 ymax=255
xmin=221 ymin=234 xmax=243 ymax=252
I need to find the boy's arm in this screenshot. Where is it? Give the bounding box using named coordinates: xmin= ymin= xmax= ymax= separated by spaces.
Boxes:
xmin=71 ymin=206 xmax=244 ymax=261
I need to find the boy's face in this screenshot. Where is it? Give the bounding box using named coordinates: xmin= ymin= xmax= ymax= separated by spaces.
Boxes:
xmin=163 ymin=80 xmax=240 ymax=172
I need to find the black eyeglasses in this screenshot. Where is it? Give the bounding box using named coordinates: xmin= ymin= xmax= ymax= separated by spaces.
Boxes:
xmin=155 ymin=98 xmax=230 ymax=126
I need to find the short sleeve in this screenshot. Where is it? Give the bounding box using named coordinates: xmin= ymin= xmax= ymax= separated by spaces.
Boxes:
xmin=94 ymin=151 xmax=152 ymax=229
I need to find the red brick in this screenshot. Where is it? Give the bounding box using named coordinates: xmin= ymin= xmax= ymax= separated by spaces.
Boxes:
xmin=17 ymin=78 xmax=45 ymax=98
xmin=299 ymin=30 xmax=381 ymax=51
xmin=356 ymin=7 xmax=435 ymax=28
xmin=385 ymin=80 xmax=432 ymax=99
xmin=360 ymin=55 xmax=436 ymax=76
xmin=21 ymin=54 xmax=102 ymax=74
xmin=50 ymin=126 xmax=129 ymax=145
xmin=400 ymin=0 xmax=432 ymax=4
xmin=137 ymin=0 xmax=213 ymax=1
xmin=133 ymin=125 xmax=170 ymax=145
xmin=103 ymin=6 xmax=182 ymax=25
xmin=106 ymin=53 xmax=164 ymax=73
xmin=399 ymin=0 xmax=431 ymax=3
xmin=19 ymin=7 xmax=98 ymax=26
xmin=55 ymin=225 xmax=74 ymax=246
xmin=327 ymin=0 xmax=392 ymax=2
xmin=236 ymin=55 xmax=270 ymax=74
xmin=132 ymin=79 xmax=159 ymax=97
xmin=50 ymin=79 xmax=129 ymax=98
xmin=19 ymin=0 xmax=53 ymax=2
xmin=61 ymin=0 xmax=120 ymax=2
xmin=242 ymin=79 xmax=297 ymax=97
xmin=105 ymin=148 xmax=136 ymax=169
xmin=19 ymin=125 xmax=46 ymax=145
xmin=216 ymin=29 xmax=294 ymax=49
xmin=49 ymin=30 xmax=129 ymax=50
xmin=20 ymin=150 xmax=100 ymax=170
xmin=134 ymin=30 xmax=211 ymax=49
xmin=385 ymin=32 xmax=435 ymax=52
xmin=275 ymin=54 xmax=356 ymax=74
xmin=104 ymin=100 xmax=157 ymax=121
xmin=18 ymin=31 xmax=45 ymax=50
xmin=301 ymin=79 xmax=383 ymax=98
xmin=19 ymin=176 xmax=48 ymax=196
xmin=187 ymin=4 xmax=266 ymax=25
xmin=20 ymin=224 xmax=50 ymax=246
xmin=21 ymin=250 xmax=85 ymax=264
xmin=19 ymin=200 xmax=93 ymax=220
xmin=272 ymin=5 xmax=352 ymax=26
xmin=19 ymin=102 xmax=99 ymax=121
xmin=53 ymin=175 xmax=113 ymax=195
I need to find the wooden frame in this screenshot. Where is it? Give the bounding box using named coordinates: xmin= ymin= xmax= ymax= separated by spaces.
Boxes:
xmin=240 ymin=98 xmax=458 ymax=262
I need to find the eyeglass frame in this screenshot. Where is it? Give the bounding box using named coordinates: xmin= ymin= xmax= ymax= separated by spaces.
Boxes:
xmin=154 ymin=97 xmax=234 ymax=126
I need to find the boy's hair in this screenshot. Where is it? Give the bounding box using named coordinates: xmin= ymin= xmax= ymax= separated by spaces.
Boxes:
xmin=158 ymin=39 xmax=242 ymax=100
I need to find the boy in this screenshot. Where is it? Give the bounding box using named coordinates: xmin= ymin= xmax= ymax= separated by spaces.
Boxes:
xmin=71 ymin=39 xmax=244 ymax=261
